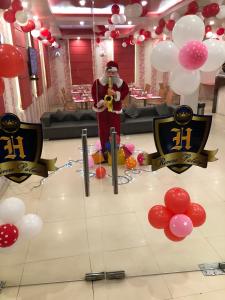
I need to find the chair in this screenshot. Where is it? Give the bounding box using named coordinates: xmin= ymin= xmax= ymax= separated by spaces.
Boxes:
xmin=61 ymin=88 xmax=77 ymax=111
xmin=144 ymin=83 xmax=151 ymax=94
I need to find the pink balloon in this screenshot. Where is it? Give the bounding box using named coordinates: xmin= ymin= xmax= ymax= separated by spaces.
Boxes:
xmin=88 ymin=156 xmax=94 ymax=169
xmin=95 ymin=140 xmax=102 ymax=151
xmin=125 ymin=143 xmax=135 ymax=154
xmin=179 ymin=41 xmax=208 ymax=70
xmin=137 ymin=153 xmax=144 ymax=165
xmin=169 ymin=214 xmax=193 ymax=237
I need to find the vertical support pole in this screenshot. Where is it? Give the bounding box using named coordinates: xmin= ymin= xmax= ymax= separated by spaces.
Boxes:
xmin=111 ymin=128 xmax=118 ymax=194
xmin=82 ymin=129 xmax=90 ymax=197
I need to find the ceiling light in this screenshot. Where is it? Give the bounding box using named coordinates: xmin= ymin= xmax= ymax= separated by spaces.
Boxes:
xmin=141 ymin=1 xmax=148 ymax=6
xmin=209 ymin=20 xmax=215 ymax=25
xmin=80 ymin=21 xmax=85 ymax=25
xmin=79 ymin=0 xmax=86 ymax=6
xmin=33 ymin=15 xmax=39 ymax=21
xmin=77 ymin=36 xmax=81 ymax=40
xmin=128 ymin=21 xmax=132 ymax=25
xmin=153 ymin=26 xmax=157 ymax=30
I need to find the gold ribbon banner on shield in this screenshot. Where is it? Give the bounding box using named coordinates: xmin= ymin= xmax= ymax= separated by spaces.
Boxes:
xmin=0 ymin=158 xmax=57 ymax=178
xmin=142 ymin=149 xmax=218 ymax=171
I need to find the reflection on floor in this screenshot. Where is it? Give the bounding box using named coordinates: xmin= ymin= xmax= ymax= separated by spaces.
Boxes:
xmin=1 ymin=110 xmax=225 ymax=299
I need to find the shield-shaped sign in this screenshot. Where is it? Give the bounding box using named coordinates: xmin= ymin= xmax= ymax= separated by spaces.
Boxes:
xmin=0 ymin=113 xmax=43 ymax=183
xmin=153 ymin=106 xmax=212 ymax=174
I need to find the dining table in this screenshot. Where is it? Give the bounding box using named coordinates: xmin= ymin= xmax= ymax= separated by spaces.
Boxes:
xmin=130 ymin=94 xmax=163 ymax=107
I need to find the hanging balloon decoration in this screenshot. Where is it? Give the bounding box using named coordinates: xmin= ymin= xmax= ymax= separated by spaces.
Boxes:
xmin=3 ymin=9 xmax=16 ymax=23
xmin=0 ymin=197 xmax=43 ymax=248
xmin=21 ymin=19 xmax=36 ymax=33
xmin=148 ymin=188 xmax=206 ymax=242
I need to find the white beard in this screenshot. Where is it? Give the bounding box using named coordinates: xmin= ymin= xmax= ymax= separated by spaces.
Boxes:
xmin=99 ymin=75 xmax=123 ymax=88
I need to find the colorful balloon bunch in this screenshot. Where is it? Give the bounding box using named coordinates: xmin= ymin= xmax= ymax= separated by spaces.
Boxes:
xmin=151 ymin=14 xmax=225 ymax=96
xmin=110 ymin=3 xmax=126 ymax=25
xmin=148 ymin=187 xmax=206 ymax=242
xmin=0 ymin=197 xmax=43 ymax=248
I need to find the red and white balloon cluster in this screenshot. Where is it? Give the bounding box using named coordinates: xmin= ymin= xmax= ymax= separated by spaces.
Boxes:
xmin=32 ymin=27 xmax=60 ymax=49
xmin=151 ymin=15 xmax=225 ymax=96
xmin=110 ymin=3 xmax=126 ymax=25
xmin=122 ymin=29 xmax=151 ymax=48
xmin=0 ymin=197 xmax=43 ymax=248
xmin=148 ymin=187 xmax=206 ymax=242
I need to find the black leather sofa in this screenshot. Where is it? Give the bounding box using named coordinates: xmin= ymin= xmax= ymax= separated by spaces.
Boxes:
xmin=40 ymin=104 xmax=176 ymax=140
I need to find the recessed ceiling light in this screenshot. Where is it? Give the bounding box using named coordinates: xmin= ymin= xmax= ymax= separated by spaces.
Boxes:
xmin=77 ymin=36 xmax=81 ymax=40
xmin=209 ymin=20 xmax=215 ymax=25
xmin=153 ymin=26 xmax=157 ymax=30
xmin=33 ymin=15 xmax=39 ymax=21
xmin=141 ymin=1 xmax=148 ymax=6
xmin=79 ymin=0 xmax=86 ymax=6
xmin=80 ymin=21 xmax=85 ymax=25
xmin=22 ymin=1 xmax=28 ymax=8
xmin=128 ymin=21 xmax=132 ymax=25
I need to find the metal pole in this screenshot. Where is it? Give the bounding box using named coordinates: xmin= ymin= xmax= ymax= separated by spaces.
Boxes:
xmin=110 ymin=127 xmax=115 ymax=186
xmin=111 ymin=128 xmax=118 ymax=194
xmin=82 ymin=129 xmax=90 ymax=197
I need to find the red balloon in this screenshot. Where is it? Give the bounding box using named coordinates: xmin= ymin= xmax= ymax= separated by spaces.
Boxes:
xmin=110 ymin=30 xmax=119 ymax=39
xmin=166 ymin=19 xmax=175 ymax=31
xmin=3 ymin=9 xmax=16 ymax=23
xmin=186 ymin=203 xmax=206 ymax=227
xmin=158 ymin=18 xmax=165 ymax=28
xmin=111 ymin=3 xmax=120 ymax=14
xmin=164 ymin=187 xmax=191 ymax=214
xmin=108 ymin=17 xmax=113 ymax=24
xmin=0 ymin=224 xmax=19 ymax=248
xmin=40 ymin=27 xmax=50 ymax=37
xmin=21 ymin=19 xmax=36 ymax=33
xmin=155 ymin=26 xmax=163 ymax=35
xmin=0 ymin=44 xmax=25 ymax=78
xmin=217 ymin=27 xmax=225 ymax=35
xmin=209 ymin=3 xmax=220 ymax=17
xmin=96 ymin=167 xmax=106 ymax=179
xmin=96 ymin=37 xmax=101 ymax=44
xmin=0 ymin=78 xmax=5 ymax=96
xmin=11 ymin=0 xmax=23 ymax=12
xmin=139 ymin=29 xmax=145 ymax=35
xmin=205 ymin=25 xmax=212 ymax=34
xmin=144 ymin=30 xmax=151 ymax=39
xmin=164 ymin=227 xmax=185 ymax=242
xmin=0 ymin=0 xmax=11 ymax=9
xmin=148 ymin=205 xmax=173 ymax=229
xmin=188 ymin=1 xmax=199 ymax=14
xmin=48 ymin=36 xmax=56 ymax=43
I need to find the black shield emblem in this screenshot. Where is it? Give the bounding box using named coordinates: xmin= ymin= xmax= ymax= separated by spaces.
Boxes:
xmin=153 ymin=106 xmax=212 ymax=174
xmin=0 ymin=113 xmax=43 ymax=183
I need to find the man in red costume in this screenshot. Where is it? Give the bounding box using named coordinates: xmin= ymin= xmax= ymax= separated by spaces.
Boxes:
xmin=92 ymin=61 xmax=129 ymax=155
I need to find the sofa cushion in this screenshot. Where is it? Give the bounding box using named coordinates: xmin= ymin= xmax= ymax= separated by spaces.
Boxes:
xmin=78 ymin=110 xmax=97 ymax=121
xmin=138 ymin=107 xmax=158 ymax=117
xmin=51 ymin=110 xmax=65 ymax=122
xmin=124 ymin=106 xmax=139 ymax=118
xmin=155 ymin=103 xmax=171 ymax=116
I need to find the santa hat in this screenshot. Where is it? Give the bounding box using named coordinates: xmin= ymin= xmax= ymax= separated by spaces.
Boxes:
xmin=106 ymin=61 xmax=119 ymax=72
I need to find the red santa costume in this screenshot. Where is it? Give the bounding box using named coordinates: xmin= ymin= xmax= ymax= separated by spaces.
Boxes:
xmin=91 ymin=61 xmax=129 ymax=153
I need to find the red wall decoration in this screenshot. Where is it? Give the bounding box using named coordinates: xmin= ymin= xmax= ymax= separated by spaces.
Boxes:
xmin=33 ymin=38 xmax=43 ymax=96
xmin=11 ymin=24 xmax=33 ymax=110
xmin=0 ymin=96 xmax=5 ymax=114
xmin=69 ymin=40 xmax=93 ymax=84
xmin=114 ymin=40 xmax=135 ymax=84
xmin=43 ymin=46 xmax=51 ymax=89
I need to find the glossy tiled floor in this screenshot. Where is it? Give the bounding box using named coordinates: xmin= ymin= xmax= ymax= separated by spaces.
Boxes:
xmin=1 ymin=106 xmax=225 ymax=299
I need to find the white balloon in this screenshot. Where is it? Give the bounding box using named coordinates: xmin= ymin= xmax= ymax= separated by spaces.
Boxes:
xmin=170 ymin=66 xmax=200 ymax=96
xmin=0 ymin=197 xmax=25 ymax=223
xmin=200 ymin=39 xmax=225 ymax=72
xmin=216 ymin=5 xmax=225 ymax=19
xmin=108 ymin=24 xmax=115 ymax=31
xmin=15 ymin=11 xmax=28 ymax=26
xmin=17 ymin=214 xmax=43 ymax=239
xmin=104 ymin=31 xmax=111 ymax=38
xmin=122 ymin=42 xmax=127 ymax=48
xmin=139 ymin=35 xmax=145 ymax=42
xmin=172 ymin=15 xmax=205 ymax=48
xmin=31 ymin=29 xmax=40 ymax=38
xmin=206 ymin=32 xmax=213 ymax=39
xmin=151 ymin=41 xmax=179 ymax=72
xmin=130 ymin=3 xmax=143 ymax=18
xmin=124 ymin=5 xmax=133 ymax=18
xmin=196 ymin=12 xmax=204 ymax=21
xmin=119 ymin=14 xmax=126 ymax=24
xmin=111 ymin=14 xmax=121 ymax=25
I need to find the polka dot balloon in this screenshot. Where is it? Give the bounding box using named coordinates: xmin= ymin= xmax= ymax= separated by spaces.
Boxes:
xmin=125 ymin=156 xmax=137 ymax=169
xmin=0 ymin=224 xmax=19 ymax=248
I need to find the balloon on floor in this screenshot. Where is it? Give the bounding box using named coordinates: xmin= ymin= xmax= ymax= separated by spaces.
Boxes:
xmin=0 ymin=197 xmax=43 ymax=248
xmin=148 ymin=187 xmax=206 ymax=242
